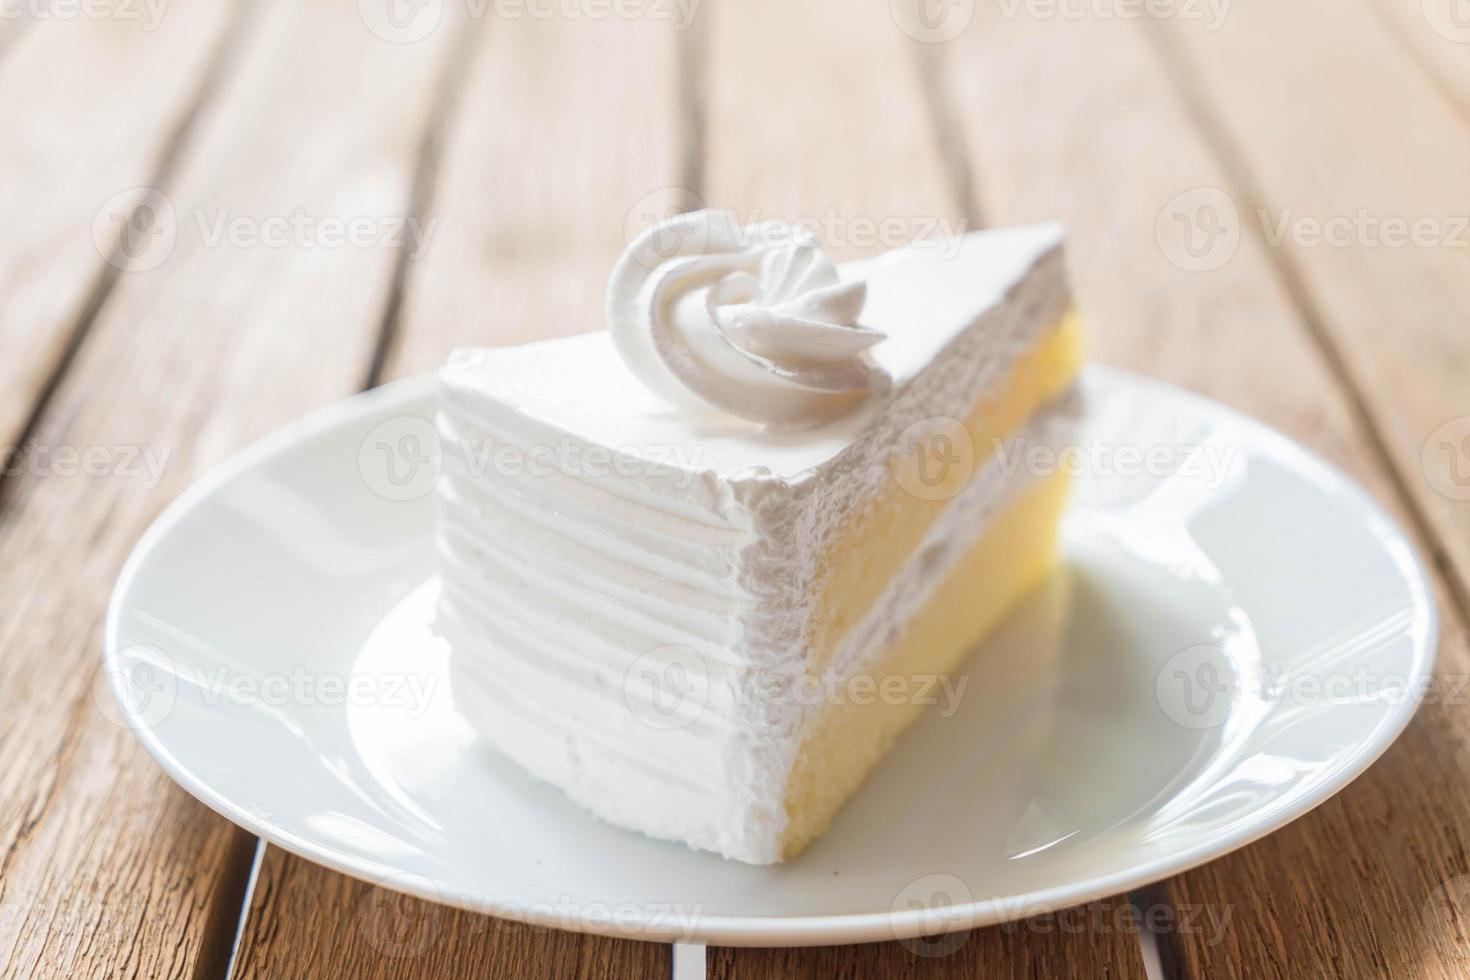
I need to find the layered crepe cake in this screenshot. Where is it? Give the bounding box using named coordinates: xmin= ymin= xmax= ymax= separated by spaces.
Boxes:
xmin=436 ymin=210 xmax=1082 ymax=863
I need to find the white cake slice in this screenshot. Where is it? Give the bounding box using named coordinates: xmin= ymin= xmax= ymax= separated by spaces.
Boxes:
xmin=436 ymin=211 xmax=1082 ymax=863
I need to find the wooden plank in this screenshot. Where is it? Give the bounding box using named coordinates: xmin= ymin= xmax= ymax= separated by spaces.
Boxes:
xmin=1368 ymin=0 xmax=1470 ymax=126
xmin=1157 ymin=0 xmax=1470 ymax=610
xmin=1136 ymin=1 xmax=1470 ymax=975
xmin=702 ymin=0 xmax=963 ymax=260
xmin=708 ymin=903 xmax=1150 ymax=980
xmin=0 ymin=2 xmax=456 ymax=976
xmin=381 ymin=2 xmax=687 ymax=371
xmin=700 ymin=0 xmax=1147 ymax=974
xmin=928 ymin=1 xmax=1470 ymax=976
xmin=233 ymin=7 xmax=684 ymax=977
xmin=230 ymin=848 xmax=669 ymax=980
xmin=0 ymin=0 xmax=241 ymax=461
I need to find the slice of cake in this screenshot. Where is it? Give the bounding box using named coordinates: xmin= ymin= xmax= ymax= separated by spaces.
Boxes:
xmin=436 ymin=210 xmax=1082 ymax=863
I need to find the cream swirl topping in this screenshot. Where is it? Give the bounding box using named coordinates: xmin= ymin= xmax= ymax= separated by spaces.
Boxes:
xmin=607 ymin=210 xmax=888 ymax=426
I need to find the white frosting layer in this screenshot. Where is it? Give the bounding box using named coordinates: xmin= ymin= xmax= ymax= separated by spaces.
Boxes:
xmin=437 ymin=222 xmax=1072 ymax=863
xmin=607 ymin=210 xmax=887 ymax=426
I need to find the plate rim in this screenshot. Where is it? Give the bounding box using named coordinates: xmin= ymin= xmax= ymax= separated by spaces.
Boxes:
xmin=104 ymin=366 xmax=1440 ymax=946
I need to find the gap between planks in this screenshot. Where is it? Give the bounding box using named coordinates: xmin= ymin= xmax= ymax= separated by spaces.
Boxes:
xmin=0 ymin=0 xmax=257 ymax=518
xmin=215 ymin=10 xmax=490 ymax=977
xmin=1132 ymin=10 xmax=1470 ymax=974
xmin=211 ymin=7 xmax=1159 ymax=977
xmin=913 ymin=34 xmax=1172 ymax=980
xmin=1363 ymin=0 xmax=1470 ymax=137
xmin=1136 ymin=14 xmax=1470 ymax=635
xmin=361 ymin=17 xmax=486 ymax=392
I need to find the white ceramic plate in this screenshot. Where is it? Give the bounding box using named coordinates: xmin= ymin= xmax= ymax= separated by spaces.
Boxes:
xmin=104 ymin=367 xmax=1437 ymax=947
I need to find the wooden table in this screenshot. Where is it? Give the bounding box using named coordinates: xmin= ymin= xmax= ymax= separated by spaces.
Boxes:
xmin=3 ymin=0 xmax=1468 ymax=976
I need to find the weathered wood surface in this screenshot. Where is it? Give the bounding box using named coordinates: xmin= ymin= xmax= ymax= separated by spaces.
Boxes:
xmin=4 ymin=0 xmax=1469 ymax=976
xmin=930 ymin=0 xmax=1470 ymax=975
xmin=1138 ymin=1 xmax=1470 ymax=975
xmin=0 ymin=0 xmax=456 ymax=975
xmin=699 ymin=0 xmax=1145 ymax=973
xmin=0 ymin=0 xmax=242 ymax=460
xmin=228 ymin=7 xmax=685 ymax=977
xmin=230 ymin=848 xmax=670 ymax=980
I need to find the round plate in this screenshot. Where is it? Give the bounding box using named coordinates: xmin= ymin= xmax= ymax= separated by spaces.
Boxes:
xmin=104 ymin=367 xmax=1437 ymax=946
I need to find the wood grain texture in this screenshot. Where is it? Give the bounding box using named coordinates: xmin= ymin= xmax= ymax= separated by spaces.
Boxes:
xmin=230 ymin=848 xmax=670 ymax=980
xmin=708 ymin=903 xmax=1149 ymax=980
xmin=232 ymin=7 xmax=686 ymax=978
xmin=702 ymin=0 xmax=958 ymax=258
xmin=0 ymin=0 xmax=241 ymax=456
xmin=700 ymin=0 xmax=1144 ymax=973
xmin=926 ymin=0 xmax=1470 ymax=976
xmin=1156 ymin=0 xmax=1470 ymax=619
xmin=0 ymin=2 xmax=456 ymax=976
xmin=382 ymin=1 xmax=686 ymax=371
xmin=1138 ymin=1 xmax=1470 ymax=975
xmin=1367 ymin=0 xmax=1470 ymax=129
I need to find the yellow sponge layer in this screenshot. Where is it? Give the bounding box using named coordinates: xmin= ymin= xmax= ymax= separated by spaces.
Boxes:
xmin=780 ymin=466 xmax=1072 ymax=858
xmin=804 ymin=312 xmax=1083 ymax=677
